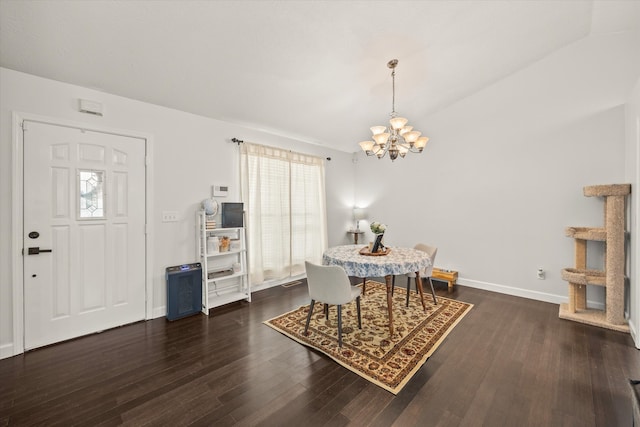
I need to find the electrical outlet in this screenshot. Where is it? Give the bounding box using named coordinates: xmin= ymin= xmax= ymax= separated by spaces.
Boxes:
xmin=162 ymin=211 xmax=179 ymax=222
xmin=537 ymin=268 xmax=545 ymax=280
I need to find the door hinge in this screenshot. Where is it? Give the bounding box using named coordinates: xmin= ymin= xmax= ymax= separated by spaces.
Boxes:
xmin=21 ymin=121 xmax=28 ymax=131
xmin=145 ymin=156 xmax=151 ymax=166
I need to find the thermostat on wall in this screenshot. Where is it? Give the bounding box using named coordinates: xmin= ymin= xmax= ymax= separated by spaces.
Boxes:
xmin=213 ymin=185 xmax=229 ymax=197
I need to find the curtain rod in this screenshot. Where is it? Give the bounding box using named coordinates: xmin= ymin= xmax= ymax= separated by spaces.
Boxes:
xmin=230 ymin=137 xmax=331 ymax=161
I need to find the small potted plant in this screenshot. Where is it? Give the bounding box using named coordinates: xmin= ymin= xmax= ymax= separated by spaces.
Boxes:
xmin=370 ymin=221 xmax=386 ymax=235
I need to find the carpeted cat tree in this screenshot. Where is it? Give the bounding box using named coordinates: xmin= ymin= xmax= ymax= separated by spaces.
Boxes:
xmin=559 ymin=184 xmax=631 ymax=332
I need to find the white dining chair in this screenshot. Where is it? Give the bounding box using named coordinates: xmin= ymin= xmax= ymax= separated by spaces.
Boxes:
xmin=393 ymin=244 xmax=438 ymax=307
xmin=304 ymin=261 xmax=362 ymax=347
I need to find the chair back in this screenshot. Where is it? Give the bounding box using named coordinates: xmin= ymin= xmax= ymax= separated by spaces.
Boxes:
xmin=414 ymin=243 xmax=437 ymax=277
xmin=305 ymin=261 xmax=354 ymax=305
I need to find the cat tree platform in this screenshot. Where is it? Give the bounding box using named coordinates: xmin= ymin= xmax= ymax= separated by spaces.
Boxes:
xmin=559 ymin=183 xmax=631 ymax=332
xmin=559 ymin=304 xmax=630 ymax=332
xmin=565 ymin=227 xmax=606 ymax=241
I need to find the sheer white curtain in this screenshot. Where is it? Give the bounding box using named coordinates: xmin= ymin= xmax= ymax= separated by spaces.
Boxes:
xmin=240 ymin=142 xmax=328 ymax=285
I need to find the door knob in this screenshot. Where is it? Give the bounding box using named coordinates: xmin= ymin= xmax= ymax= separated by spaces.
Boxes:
xmin=27 ymin=247 xmax=52 ymax=255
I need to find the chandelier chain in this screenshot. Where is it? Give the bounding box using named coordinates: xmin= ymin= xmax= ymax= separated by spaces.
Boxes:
xmin=391 ymin=68 xmax=396 ymax=117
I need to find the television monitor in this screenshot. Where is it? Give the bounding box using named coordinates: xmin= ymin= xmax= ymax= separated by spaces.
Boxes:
xmin=221 ymin=202 xmax=244 ymax=228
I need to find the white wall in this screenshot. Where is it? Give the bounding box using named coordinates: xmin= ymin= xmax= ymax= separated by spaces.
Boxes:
xmin=625 ymin=76 xmax=640 ymax=346
xmin=0 ymin=68 xmax=355 ymax=358
xmin=355 ymin=31 xmax=639 ymax=305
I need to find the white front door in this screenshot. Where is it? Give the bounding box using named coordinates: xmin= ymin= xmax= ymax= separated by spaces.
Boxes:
xmin=23 ymin=121 xmax=146 ymax=350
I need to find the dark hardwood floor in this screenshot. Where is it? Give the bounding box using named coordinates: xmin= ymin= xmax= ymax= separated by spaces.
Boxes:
xmin=1 ymin=280 xmax=639 ymax=426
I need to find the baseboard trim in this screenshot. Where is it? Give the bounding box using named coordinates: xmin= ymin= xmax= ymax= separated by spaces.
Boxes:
xmin=0 ymin=342 xmax=15 ymax=360
xmin=152 ymin=274 xmax=307 ymax=317
xmin=152 ymin=306 xmax=166 ymax=319
xmin=457 ymin=277 xmax=605 ymax=310
xmin=91 ymin=277 xmax=612 ymax=327
xmin=251 ymin=274 xmax=306 ymax=293
xmin=630 ymin=320 xmax=640 ymax=349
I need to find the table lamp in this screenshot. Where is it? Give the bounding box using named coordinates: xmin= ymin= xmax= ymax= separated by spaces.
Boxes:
xmin=353 ymin=207 xmax=366 ymax=231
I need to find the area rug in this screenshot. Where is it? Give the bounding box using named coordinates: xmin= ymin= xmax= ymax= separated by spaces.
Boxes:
xmin=264 ymin=280 xmax=473 ymax=394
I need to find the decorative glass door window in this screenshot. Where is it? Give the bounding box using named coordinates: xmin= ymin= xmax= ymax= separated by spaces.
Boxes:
xmin=78 ymin=169 xmax=105 ymax=219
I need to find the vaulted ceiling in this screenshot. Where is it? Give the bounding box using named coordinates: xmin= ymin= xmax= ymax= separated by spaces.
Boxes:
xmin=1 ymin=1 xmax=639 ymax=152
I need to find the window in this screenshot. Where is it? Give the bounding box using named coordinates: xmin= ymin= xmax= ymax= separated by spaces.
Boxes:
xmin=78 ymin=169 xmax=105 ymax=219
xmin=240 ymin=143 xmax=327 ymax=285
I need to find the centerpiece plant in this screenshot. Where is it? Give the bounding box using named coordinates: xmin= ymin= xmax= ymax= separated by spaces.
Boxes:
xmin=370 ymin=221 xmax=386 ymax=235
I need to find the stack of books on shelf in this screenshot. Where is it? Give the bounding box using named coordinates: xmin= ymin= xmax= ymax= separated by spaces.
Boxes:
xmin=205 ymin=215 xmax=216 ymax=230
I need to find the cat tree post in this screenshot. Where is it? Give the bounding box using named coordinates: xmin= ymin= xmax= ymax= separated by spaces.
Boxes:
xmin=573 ymin=239 xmax=587 ymax=311
xmin=605 ymin=194 xmax=625 ymax=325
xmin=560 ymin=184 xmax=631 ymax=332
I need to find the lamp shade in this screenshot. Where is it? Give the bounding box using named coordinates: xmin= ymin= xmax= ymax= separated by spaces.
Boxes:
xmin=373 ymin=133 xmax=390 ymax=145
xmin=399 ymin=126 xmax=413 ymax=136
xmin=359 ymin=141 xmax=374 ymax=152
xmin=389 ymin=117 xmax=408 ymax=130
xmin=370 ymin=126 xmax=387 ymax=135
xmin=414 ymin=136 xmax=429 ymax=149
xmin=403 ymin=131 xmax=421 ymax=143
xmin=353 ymin=207 xmax=366 ymax=221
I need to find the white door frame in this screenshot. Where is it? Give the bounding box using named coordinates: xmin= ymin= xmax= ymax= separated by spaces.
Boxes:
xmin=632 ymin=116 xmax=640 ymax=348
xmin=11 ymin=111 xmax=155 ymax=356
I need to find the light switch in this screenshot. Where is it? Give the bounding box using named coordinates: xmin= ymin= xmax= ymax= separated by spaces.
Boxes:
xmin=162 ymin=211 xmax=179 ymax=222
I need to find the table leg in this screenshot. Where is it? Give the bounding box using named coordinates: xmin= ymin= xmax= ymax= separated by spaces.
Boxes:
xmin=415 ymin=271 xmax=427 ymax=312
xmin=354 ymin=233 xmax=359 ymax=245
xmin=385 ymin=275 xmax=394 ymax=335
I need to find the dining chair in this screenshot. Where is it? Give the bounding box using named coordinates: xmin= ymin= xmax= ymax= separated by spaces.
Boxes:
xmin=392 ymin=244 xmax=438 ymax=307
xmin=304 ymin=261 xmax=362 ymax=347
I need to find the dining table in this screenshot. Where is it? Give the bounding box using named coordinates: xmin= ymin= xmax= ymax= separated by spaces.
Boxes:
xmin=322 ymin=244 xmax=433 ymax=335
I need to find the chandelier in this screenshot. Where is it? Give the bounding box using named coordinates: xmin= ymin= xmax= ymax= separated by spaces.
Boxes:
xmin=359 ymin=59 xmax=429 ymax=161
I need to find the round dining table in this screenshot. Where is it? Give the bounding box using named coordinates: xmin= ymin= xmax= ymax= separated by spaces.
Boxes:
xmin=322 ymin=244 xmax=432 ymax=335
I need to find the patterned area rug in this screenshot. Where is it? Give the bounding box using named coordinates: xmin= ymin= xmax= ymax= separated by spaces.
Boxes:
xmin=264 ymin=280 xmax=473 ymax=394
